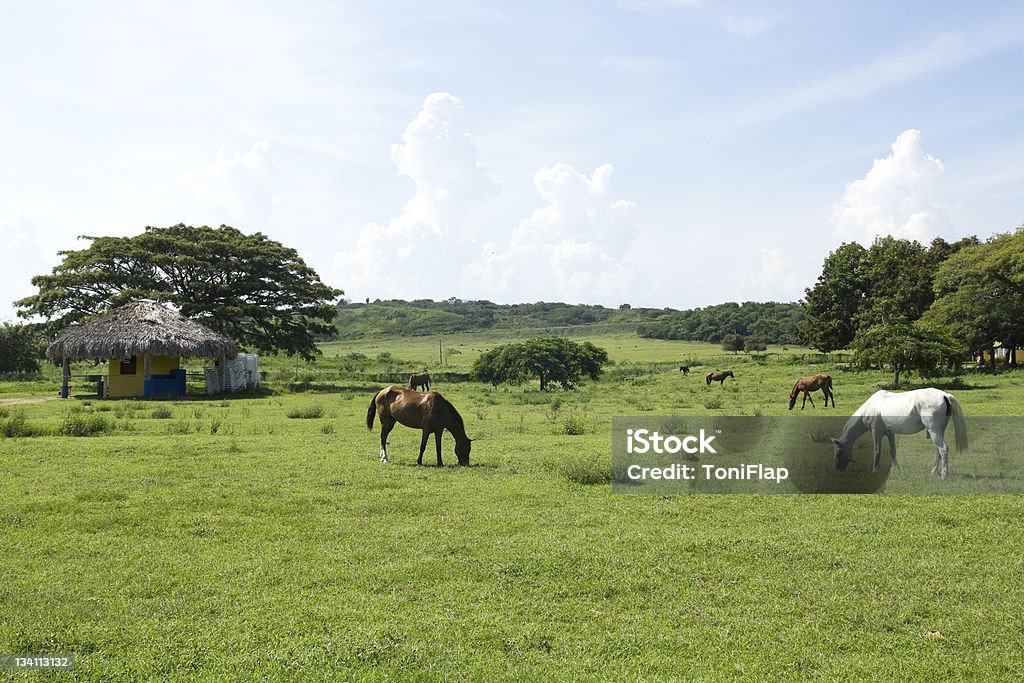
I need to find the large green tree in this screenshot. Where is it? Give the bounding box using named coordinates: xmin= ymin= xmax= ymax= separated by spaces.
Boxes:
xmin=800 ymin=236 xmax=977 ymax=351
xmin=921 ymin=229 xmax=1024 ymax=369
xmin=0 ymin=323 xmax=43 ymax=374
xmin=471 ymin=337 xmax=609 ymax=390
xmin=16 ymin=224 xmax=342 ymax=360
xmin=852 ymin=321 xmax=963 ymax=387
xmin=798 ymin=242 xmax=867 ymax=352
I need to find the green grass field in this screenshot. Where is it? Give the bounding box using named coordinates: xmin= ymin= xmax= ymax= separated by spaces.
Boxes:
xmin=2 ymin=333 xmax=1023 ymax=680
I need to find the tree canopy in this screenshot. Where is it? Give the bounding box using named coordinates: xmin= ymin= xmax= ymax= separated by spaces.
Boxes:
xmin=16 ymin=224 xmax=341 ymax=360
xmin=852 ymin=321 xmax=963 ymax=387
xmin=471 ymin=337 xmax=609 ymax=390
xmin=799 ymin=236 xmax=978 ymax=352
xmin=921 ymin=229 xmax=1024 ymax=369
xmin=0 ymin=323 xmax=43 ymax=374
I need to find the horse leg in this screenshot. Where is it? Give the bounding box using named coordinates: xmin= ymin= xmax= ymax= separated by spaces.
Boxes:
xmin=887 ymin=431 xmax=899 ymax=470
xmin=380 ymin=418 xmax=395 ymax=464
xmin=871 ymin=425 xmax=885 ymax=473
xmin=934 ymin=432 xmax=950 ymax=479
xmin=435 ymin=431 xmax=444 ymax=467
xmin=804 ymin=392 xmax=815 ymax=410
xmin=418 ymin=430 xmax=429 ymax=466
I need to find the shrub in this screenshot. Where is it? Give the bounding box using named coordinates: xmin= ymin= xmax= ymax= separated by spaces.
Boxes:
xmin=558 ymin=456 xmax=611 ymax=485
xmin=561 ymin=415 xmax=587 ymax=435
xmin=1 ymin=410 xmax=35 ymax=438
xmin=166 ymin=419 xmax=193 ymax=435
xmin=59 ymin=412 xmax=113 ymax=437
xmin=703 ymin=396 xmax=723 ymax=410
xmin=287 ymin=405 xmax=325 ymax=419
xmin=0 ymin=323 xmax=43 ymax=374
xmin=151 ymin=407 xmax=173 ymax=419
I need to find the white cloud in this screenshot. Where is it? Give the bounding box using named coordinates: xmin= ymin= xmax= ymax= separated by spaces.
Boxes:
xmin=178 ymin=140 xmax=274 ymax=227
xmin=746 ymin=248 xmax=805 ymax=301
xmin=465 ymin=163 xmax=642 ymax=304
xmin=832 ymin=129 xmax=951 ymax=244
xmin=332 ymin=93 xmax=496 ymax=300
xmin=0 ymin=217 xmax=51 ymax=322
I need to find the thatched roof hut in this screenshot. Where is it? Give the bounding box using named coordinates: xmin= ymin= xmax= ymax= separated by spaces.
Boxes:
xmin=47 ymin=301 xmax=238 ymax=362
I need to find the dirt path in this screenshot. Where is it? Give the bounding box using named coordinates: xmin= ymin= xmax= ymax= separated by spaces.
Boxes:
xmin=0 ymin=396 xmax=60 ymax=406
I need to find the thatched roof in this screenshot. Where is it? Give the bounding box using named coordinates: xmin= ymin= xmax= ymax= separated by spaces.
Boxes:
xmin=47 ymin=301 xmax=239 ymax=362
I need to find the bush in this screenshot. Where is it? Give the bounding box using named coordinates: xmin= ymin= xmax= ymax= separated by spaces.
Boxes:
xmin=703 ymin=396 xmax=723 ymax=410
xmin=0 ymin=323 xmax=43 ymax=374
xmin=558 ymin=455 xmax=611 ymax=485
xmin=151 ymin=407 xmax=173 ymax=419
xmin=287 ymin=405 xmax=325 ymax=419
xmin=59 ymin=412 xmax=113 ymax=437
xmin=1 ymin=410 xmax=35 ymax=438
xmin=560 ymin=415 xmax=588 ymax=435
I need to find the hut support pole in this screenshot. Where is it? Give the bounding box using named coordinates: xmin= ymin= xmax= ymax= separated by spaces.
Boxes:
xmin=143 ymin=353 xmax=152 ymax=399
xmin=61 ymin=358 xmax=70 ymax=399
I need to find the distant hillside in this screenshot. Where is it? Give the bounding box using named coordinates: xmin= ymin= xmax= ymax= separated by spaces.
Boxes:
xmin=636 ymin=301 xmax=805 ymax=345
xmin=333 ymin=298 xmax=804 ymax=344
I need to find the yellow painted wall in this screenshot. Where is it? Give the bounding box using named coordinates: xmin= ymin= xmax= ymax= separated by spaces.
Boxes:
xmin=107 ymin=355 xmax=180 ymax=398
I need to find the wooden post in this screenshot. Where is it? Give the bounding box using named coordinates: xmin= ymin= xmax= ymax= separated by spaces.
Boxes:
xmin=61 ymin=358 xmax=70 ymax=399
xmin=143 ymin=353 xmax=152 ymax=399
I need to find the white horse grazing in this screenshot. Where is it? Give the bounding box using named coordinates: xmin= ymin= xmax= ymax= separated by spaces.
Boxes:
xmin=831 ymin=388 xmax=968 ymax=478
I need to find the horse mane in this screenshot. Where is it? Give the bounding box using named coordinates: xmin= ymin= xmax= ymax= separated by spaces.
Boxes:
xmin=789 ymin=379 xmax=801 ymax=400
xmin=436 ymin=394 xmax=466 ymax=437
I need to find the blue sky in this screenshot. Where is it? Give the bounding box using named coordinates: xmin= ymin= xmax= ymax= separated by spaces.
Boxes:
xmin=2 ymin=1 xmax=1023 ymax=320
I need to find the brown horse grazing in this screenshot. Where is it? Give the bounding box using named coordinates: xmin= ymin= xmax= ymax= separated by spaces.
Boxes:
xmin=367 ymin=385 xmax=471 ymax=466
xmin=679 ymin=365 xmax=690 ymax=375
xmin=408 ymin=373 xmax=431 ymax=391
xmin=789 ymin=374 xmax=835 ymax=410
xmin=706 ymin=370 xmax=734 ymax=386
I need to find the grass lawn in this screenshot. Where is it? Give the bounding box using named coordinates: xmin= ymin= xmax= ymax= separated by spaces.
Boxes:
xmin=2 ymin=335 xmax=1023 ymax=680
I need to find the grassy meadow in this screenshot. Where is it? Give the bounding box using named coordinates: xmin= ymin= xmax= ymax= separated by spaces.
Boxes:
xmin=2 ymin=332 xmax=1024 ymax=680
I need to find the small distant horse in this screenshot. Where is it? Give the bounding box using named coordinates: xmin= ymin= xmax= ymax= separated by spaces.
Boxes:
xmin=706 ymin=370 xmax=734 ymax=386
xmin=679 ymin=365 xmax=690 ymax=375
xmin=789 ymin=374 xmax=835 ymax=410
xmin=408 ymin=373 xmax=431 ymax=391
xmin=831 ymin=388 xmax=967 ymax=478
xmin=367 ymin=385 xmax=471 ymax=466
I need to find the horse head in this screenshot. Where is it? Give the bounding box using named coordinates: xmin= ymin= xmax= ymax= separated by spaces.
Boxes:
xmin=830 ymin=437 xmax=853 ymax=471
xmin=455 ymin=438 xmax=472 ymax=466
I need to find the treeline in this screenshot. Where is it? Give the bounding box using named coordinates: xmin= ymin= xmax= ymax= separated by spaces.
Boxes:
xmin=333 ymin=298 xmax=808 ymax=342
xmin=800 ymin=230 xmax=1024 ymax=380
xmin=334 ymin=299 xmax=667 ymax=339
xmin=636 ymin=302 xmax=805 ymax=344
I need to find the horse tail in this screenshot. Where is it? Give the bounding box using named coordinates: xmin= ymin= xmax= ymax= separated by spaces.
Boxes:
xmin=366 ymin=394 xmax=378 ymax=430
xmin=946 ymin=393 xmax=968 ymax=452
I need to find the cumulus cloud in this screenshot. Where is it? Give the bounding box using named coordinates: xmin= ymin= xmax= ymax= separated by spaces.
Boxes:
xmin=833 ymin=129 xmax=951 ymax=244
xmin=0 ymin=216 xmax=51 ymax=321
xmin=178 ymin=140 xmax=274 ymax=226
xmin=464 ymin=163 xmax=642 ymax=304
xmin=333 ymin=93 xmax=496 ymax=300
